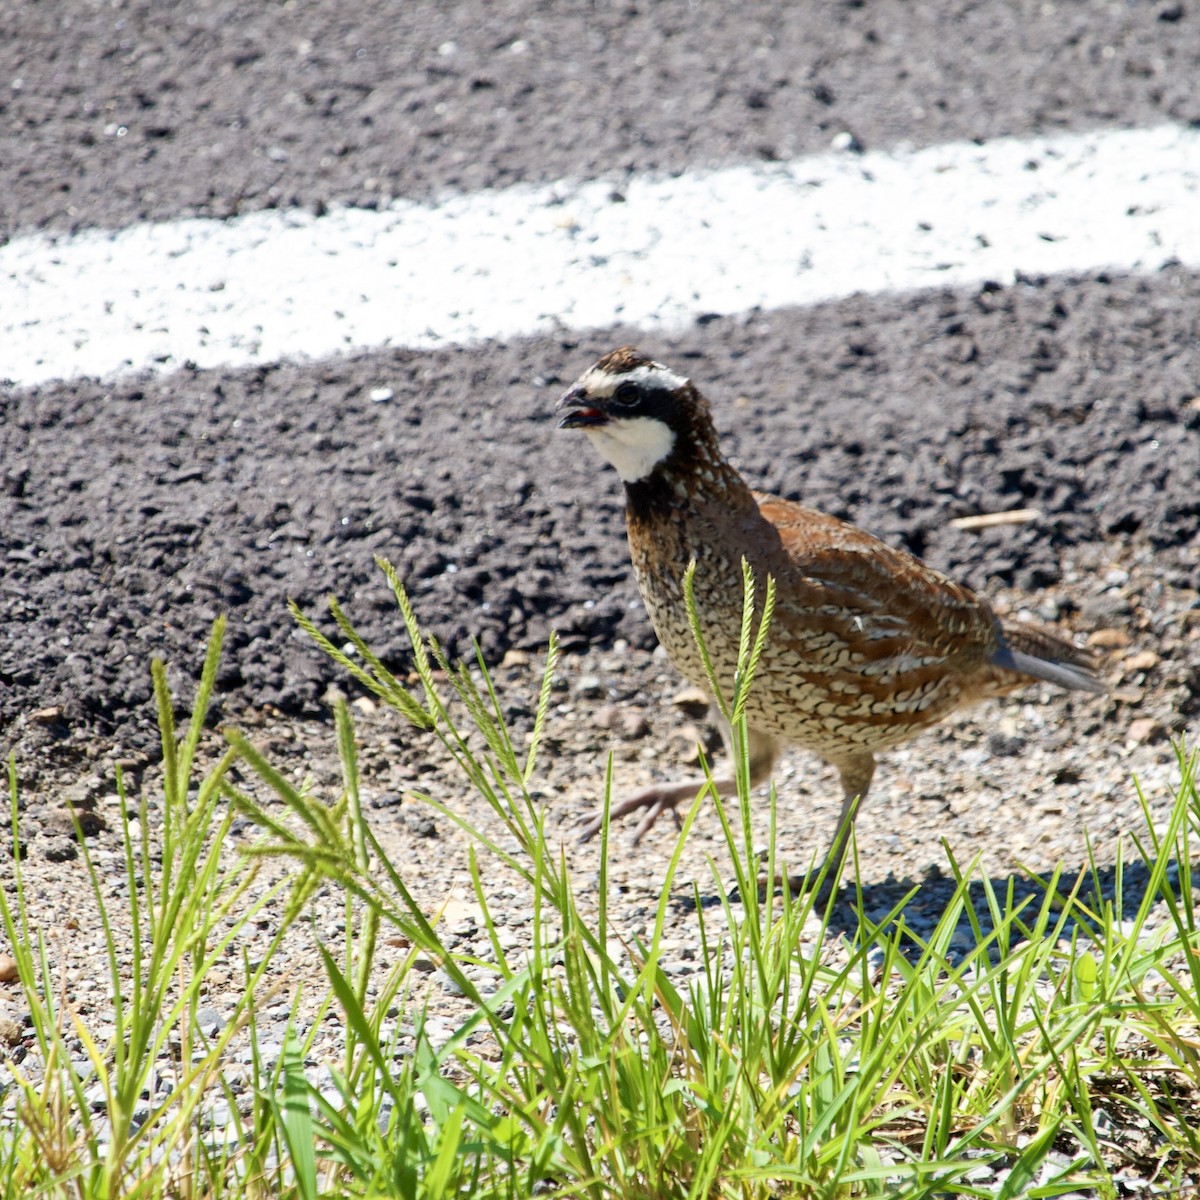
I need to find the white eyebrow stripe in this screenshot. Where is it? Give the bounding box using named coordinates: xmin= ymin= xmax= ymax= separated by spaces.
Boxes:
xmin=578 ymin=361 xmax=689 ymax=396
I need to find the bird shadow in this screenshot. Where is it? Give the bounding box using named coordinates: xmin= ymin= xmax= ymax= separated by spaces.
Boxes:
xmin=681 ymin=848 xmax=1184 ymax=965
xmin=830 ymin=852 xmax=1168 ymax=956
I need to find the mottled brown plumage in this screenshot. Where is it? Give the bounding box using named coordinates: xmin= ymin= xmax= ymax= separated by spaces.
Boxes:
xmin=556 ymin=347 xmax=1105 ymax=890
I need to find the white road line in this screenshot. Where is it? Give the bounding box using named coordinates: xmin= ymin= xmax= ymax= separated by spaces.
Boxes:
xmin=2 ymin=123 xmax=1198 ymax=388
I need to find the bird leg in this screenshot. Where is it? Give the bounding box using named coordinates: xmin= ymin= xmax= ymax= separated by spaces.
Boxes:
xmin=579 ymin=704 xmax=875 ymax=905
xmin=577 ymin=710 xmax=781 ymax=844
xmin=781 ymin=750 xmax=876 ymax=899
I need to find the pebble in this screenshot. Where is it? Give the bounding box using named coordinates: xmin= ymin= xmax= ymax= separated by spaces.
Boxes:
xmin=207 ymin=1100 xmax=234 ymax=1128
xmin=194 ymin=1007 xmax=225 ymax=1037
xmin=255 ymin=1041 xmax=282 ymax=1066
xmin=1087 ymin=627 xmax=1130 ymax=649
xmin=986 ymin=733 xmax=1025 ymax=757
xmin=423 ymin=1019 xmax=454 ymax=1050
xmin=0 ymin=954 xmax=18 ymax=983
xmin=593 ymin=704 xmax=620 ymax=731
xmin=403 ymin=810 xmax=438 ymax=838
xmin=1126 ymin=717 xmax=1165 ymax=745
xmin=619 ymin=711 xmax=649 ymax=740
xmin=962 ymin=1163 xmax=996 ymax=1183
xmin=1080 ymin=591 xmax=1132 ymax=623
xmin=1123 ymin=650 xmax=1160 ymax=672
xmin=43 ymin=838 xmax=78 ymax=863
xmin=671 ymin=686 xmax=710 ymax=715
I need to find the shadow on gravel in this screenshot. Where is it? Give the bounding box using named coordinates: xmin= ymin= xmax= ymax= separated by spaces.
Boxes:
xmin=826 ymin=855 xmax=1170 ymax=954
xmin=679 ymin=853 xmax=1174 ymax=954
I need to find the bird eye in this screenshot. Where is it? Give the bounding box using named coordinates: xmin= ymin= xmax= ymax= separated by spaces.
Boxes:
xmin=612 ymin=382 xmax=641 ymax=407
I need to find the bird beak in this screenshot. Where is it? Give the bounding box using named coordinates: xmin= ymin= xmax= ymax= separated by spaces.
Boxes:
xmin=555 ymin=386 xmax=609 ymax=429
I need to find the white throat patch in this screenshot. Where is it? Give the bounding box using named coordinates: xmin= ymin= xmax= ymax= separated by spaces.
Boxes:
xmin=584 ymin=416 xmax=676 ymax=483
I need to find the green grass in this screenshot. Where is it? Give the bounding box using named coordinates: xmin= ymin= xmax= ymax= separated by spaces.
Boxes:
xmin=1 ymin=557 xmax=1198 ymax=1198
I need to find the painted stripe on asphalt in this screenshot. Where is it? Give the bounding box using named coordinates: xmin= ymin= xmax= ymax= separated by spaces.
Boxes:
xmin=2 ymin=123 xmax=1198 ymax=387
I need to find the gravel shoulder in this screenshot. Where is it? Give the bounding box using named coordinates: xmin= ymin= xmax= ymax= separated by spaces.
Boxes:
xmin=4 ymin=536 xmax=1195 ymax=998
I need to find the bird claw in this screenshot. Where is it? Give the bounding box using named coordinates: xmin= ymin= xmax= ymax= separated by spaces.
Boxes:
xmin=577 ymin=784 xmax=687 ymax=845
xmin=631 ymin=796 xmax=684 ymax=844
xmin=576 ymin=813 xmax=605 ymax=844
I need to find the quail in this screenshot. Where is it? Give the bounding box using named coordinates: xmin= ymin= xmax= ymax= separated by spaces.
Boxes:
xmin=556 ymin=346 xmax=1105 ymax=889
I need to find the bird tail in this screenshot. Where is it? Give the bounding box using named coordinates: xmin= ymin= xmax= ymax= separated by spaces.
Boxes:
xmin=991 ymin=619 xmax=1107 ymax=695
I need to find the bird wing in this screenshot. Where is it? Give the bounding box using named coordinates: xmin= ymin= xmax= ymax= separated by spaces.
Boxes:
xmin=751 ymin=493 xmax=1000 ymax=675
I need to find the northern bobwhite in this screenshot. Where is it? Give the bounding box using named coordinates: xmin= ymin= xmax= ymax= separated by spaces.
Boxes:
xmin=556 ymin=346 xmax=1105 ymax=889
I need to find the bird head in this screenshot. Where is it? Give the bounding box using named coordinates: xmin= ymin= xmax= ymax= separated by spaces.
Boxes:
xmin=555 ymin=347 xmax=704 ymax=483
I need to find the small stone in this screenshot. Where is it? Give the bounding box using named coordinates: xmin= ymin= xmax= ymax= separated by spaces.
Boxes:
xmin=368 ymin=791 xmax=403 ymax=810
xmin=1080 ymin=592 xmax=1132 ymax=623
xmin=30 ymin=706 xmax=65 ymax=725
xmin=0 ymin=1017 xmax=23 ymax=1046
xmin=672 ymin=725 xmax=705 ymax=763
xmin=501 ymin=648 xmax=531 ymax=668
xmin=0 ymin=954 xmax=19 ymax=983
xmin=43 ymin=839 xmax=78 ymax=863
xmin=255 ymin=1041 xmax=283 ymax=1066
xmin=618 ymin=711 xmax=650 ymax=740
xmin=194 ymin=1007 xmax=225 ymax=1037
xmin=1087 ymin=628 xmax=1129 ymax=649
xmin=962 ymin=1164 xmax=996 ymax=1184
xmin=1123 ymin=650 xmax=1160 ymax=672
xmin=403 ymin=811 xmax=438 ymax=838
xmin=368 ymin=386 xmax=394 ymax=403
xmin=594 ymin=704 xmax=620 ymax=731
xmin=435 ymin=969 xmax=463 ymax=997
xmin=987 ymin=733 xmax=1025 ymax=758
xmin=1127 ymin=717 xmax=1165 ymax=745
xmin=52 ymin=807 xmax=106 ymax=837
xmin=440 ymin=898 xmax=481 ymax=929
xmin=671 ymin=686 xmax=710 ymax=716
xmin=207 ymin=1100 xmax=234 ymax=1127
xmin=576 ymin=674 xmax=604 ymax=698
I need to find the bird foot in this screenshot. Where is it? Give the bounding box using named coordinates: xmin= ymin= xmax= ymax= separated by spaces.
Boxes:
xmin=577 ymin=780 xmax=697 ymax=845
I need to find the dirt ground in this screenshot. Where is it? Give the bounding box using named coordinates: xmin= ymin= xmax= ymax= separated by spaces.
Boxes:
xmin=0 ymin=1 xmax=1198 ymax=1126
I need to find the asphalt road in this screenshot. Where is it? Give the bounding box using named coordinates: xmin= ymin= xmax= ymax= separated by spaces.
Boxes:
xmin=1 ymin=0 xmax=1198 ymax=741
